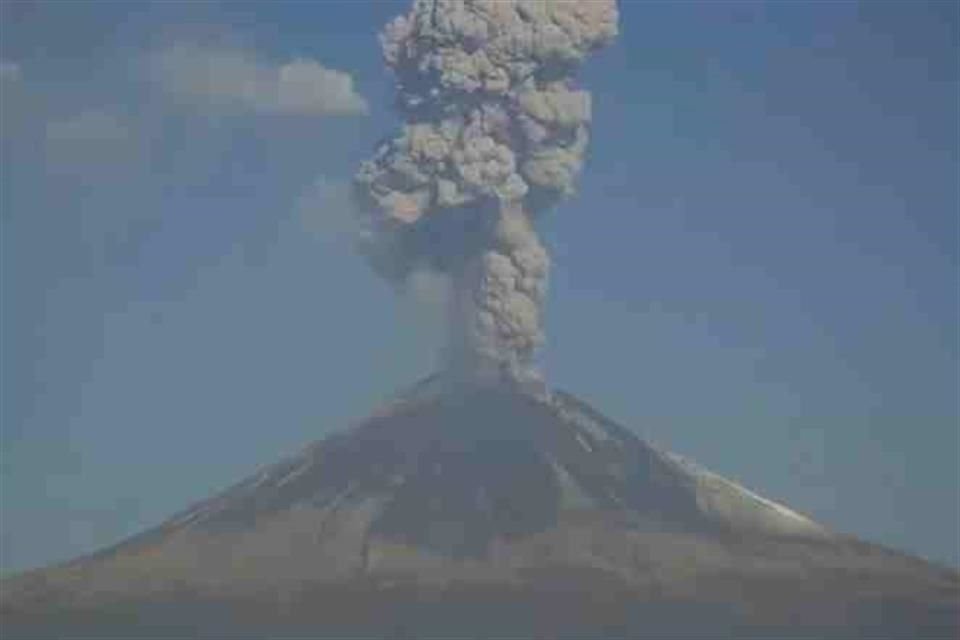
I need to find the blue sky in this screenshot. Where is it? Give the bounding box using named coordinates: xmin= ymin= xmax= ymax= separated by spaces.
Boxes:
xmin=1 ymin=1 xmax=957 ymax=573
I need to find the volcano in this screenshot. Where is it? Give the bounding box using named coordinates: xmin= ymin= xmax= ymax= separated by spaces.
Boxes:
xmin=2 ymin=377 xmax=958 ymax=639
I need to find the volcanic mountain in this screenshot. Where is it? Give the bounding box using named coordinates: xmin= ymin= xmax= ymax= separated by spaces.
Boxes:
xmin=2 ymin=377 xmax=958 ymax=639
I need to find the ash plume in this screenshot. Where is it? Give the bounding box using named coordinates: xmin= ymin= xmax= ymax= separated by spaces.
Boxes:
xmin=355 ymin=0 xmax=618 ymax=386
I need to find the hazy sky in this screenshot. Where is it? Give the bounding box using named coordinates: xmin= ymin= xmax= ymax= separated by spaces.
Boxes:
xmin=1 ymin=1 xmax=957 ymax=573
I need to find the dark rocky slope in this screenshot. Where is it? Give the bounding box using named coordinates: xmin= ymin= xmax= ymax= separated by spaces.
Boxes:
xmin=3 ymin=377 xmax=957 ymax=638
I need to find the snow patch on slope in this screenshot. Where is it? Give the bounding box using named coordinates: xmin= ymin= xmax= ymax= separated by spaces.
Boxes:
xmin=545 ymin=455 xmax=595 ymax=509
xmin=665 ymin=453 xmax=829 ymax=538
xmin=549 ymin=396 xmax=616 ymax=444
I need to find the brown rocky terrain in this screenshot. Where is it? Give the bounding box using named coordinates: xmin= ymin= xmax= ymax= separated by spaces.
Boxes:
xmin=2 ymin=377 xmax=957 ymax=638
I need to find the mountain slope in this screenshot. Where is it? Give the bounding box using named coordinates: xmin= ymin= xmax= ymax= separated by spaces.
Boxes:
xmin=2 ymin=378 xmax=958 ymax=638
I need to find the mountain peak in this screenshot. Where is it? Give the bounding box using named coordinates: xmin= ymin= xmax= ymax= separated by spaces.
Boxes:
xmin=2 ymin=378 xmax=957 ymax=639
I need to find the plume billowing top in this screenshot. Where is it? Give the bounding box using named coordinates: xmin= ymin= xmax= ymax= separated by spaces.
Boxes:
xmin=355 ymin=0 xmax=618 ymax=386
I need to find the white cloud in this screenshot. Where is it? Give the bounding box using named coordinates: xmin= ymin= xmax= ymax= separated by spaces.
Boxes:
xmin=151 ymin=43 xmax=367 ymax=116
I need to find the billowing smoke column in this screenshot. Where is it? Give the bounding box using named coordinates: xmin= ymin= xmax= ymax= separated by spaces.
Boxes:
xmin=355 ymin=0 xmax=618 ymax=387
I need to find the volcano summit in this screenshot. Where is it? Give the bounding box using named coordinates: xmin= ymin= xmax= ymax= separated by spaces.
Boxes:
xmin=3 ymin=1 xmax=957 ymax=638
xmin=2 ymin=378 xmax=957 ymax=638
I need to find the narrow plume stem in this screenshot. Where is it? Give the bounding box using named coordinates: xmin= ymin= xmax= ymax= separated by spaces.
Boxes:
xmin=447 ymin=202 xmax=548 ymax=387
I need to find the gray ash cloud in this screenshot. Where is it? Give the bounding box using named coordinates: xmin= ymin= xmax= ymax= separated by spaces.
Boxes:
xmin=355 ymin=0 xmax=618 ymax=386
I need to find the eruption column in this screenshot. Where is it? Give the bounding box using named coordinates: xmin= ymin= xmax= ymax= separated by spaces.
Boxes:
xmin=355 ymin=0 xmax=618 ymax=386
